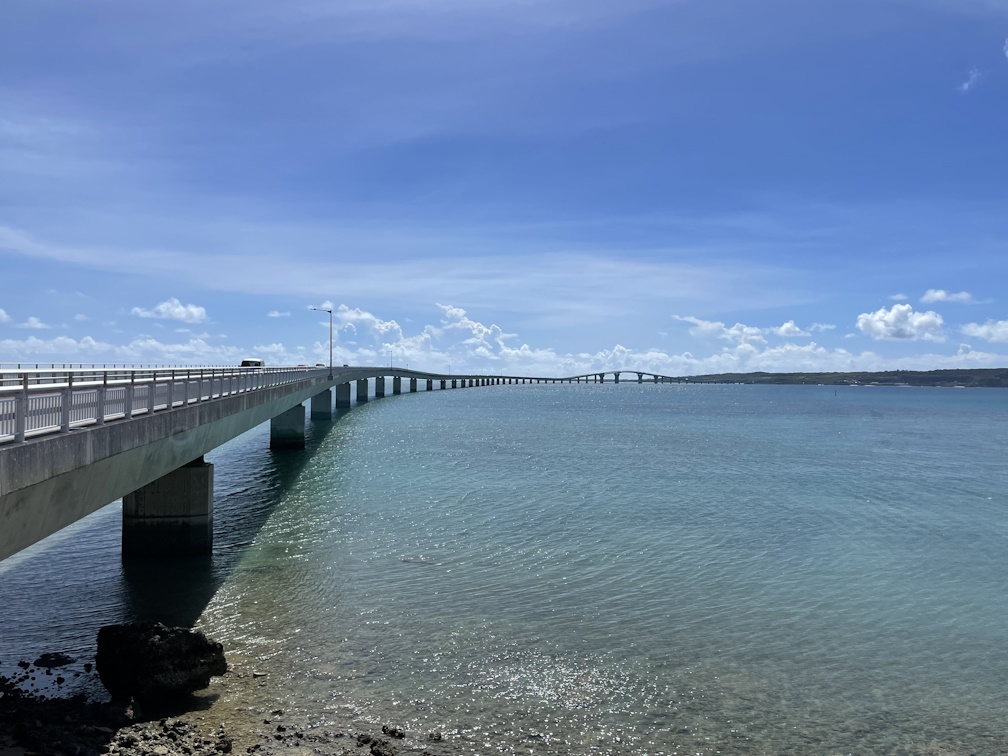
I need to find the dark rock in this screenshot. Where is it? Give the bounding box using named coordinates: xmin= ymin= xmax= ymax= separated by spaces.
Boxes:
xmin=17 ymin=660 xmax=29 ymax=669
xmin=370 ymin=738 xmax=396 ymax=756
xmin=96 ymin=622 xmax=227 ymax=704
xmin=357 ymin=732 xmax=373 ymax=746
xmin=34 ymin=652 xmax=75 ymax=668
xmin=382 ymin=724 xmax=405 ymax=739
xmin=427 ymin=731 xmax=443 ymax=741
xmin=84 ymin=662 xmax=93 ymax=672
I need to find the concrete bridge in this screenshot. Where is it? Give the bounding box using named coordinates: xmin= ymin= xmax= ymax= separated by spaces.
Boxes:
xmin=0 ymin=364 xmax=679 ymax=562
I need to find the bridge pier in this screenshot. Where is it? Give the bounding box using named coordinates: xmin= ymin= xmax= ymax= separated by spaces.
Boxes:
xmin=440 ymin=379 xmax=446 ymax=389
xmin=410 ymin=378 xmax=418 ymax=392
xmin=614 ymin=373 xmax=620 ymax=384
xmin=271 ymin=403 xmax=306 ymax=449
xmin=122 ymin=457 xmax=213 ymax=557
xmin=393 ymin=376 xmax=402 ymax=394
xmin=638 ymin=373 xmax=643 ymax=383
xmin=310 ymin=389 xmax=332 ymax=420
xmin=375 ymin=377 xmax=386 ymax=398
xmin=427 ymin=379 xmax=433 ymax=391
xmin=335 ymin=382 xmax=351 ymax=408
xmin=356 ymin=378 xmax=369 ymax=403
xmin=452 ymin=379 xmax=457 ymax=388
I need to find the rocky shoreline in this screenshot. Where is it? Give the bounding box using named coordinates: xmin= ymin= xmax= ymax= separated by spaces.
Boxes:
xmin=2 ymin=628 xmax=449 ymax=756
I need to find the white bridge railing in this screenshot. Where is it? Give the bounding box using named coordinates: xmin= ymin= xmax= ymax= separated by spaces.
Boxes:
xmin=0 ymin=366 xmax=327 ymax=446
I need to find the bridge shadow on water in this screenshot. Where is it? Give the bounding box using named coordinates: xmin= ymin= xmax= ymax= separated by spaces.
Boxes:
xmin=119 ymin=408 xmax=352 ymax=630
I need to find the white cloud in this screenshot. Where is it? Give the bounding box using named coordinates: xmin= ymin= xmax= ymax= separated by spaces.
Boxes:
xmin=673 ymin=315 xmax=766 ymax=345
xmin=962 ymin=319 xmax=1008 ymax=343
xmin=16 ymin=316 xmax=51 ymax=330
xmin=0 ymin=308 xmax=10 ymax=323
xmin=856 ymin=304 xmax=945 ymax=341
xmin=74 ymin=313 xmax=89 ymax=321
xmin=889 ymin=293 xmax=908 ymax=302
xmin=921 ymin=288 xmax=974 ymax=304
xmin=1004 ymin=37 xmax=1008 ymax=60
xmin=772 ymin=320 xmax=809 ymax=337
xmin=267 ymin=310 xmax=291 ymax=318
xmin=131 ymin=298 xmax=208 ymax=323
xmin=958 ymin=66 xmax=982 ymax=93
xmin=810 ymin=322 xmax=836 ymax=332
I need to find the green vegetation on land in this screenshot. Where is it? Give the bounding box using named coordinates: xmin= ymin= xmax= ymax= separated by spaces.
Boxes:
xmin=675 ymin=368 xmax=1008 ymax=388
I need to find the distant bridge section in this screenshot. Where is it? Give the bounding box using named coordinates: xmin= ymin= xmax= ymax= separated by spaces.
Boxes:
xmin=0 ymin=363 xmax=680 ymax=562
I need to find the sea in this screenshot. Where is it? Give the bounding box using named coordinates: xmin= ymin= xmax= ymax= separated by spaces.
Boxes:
xmin=1 ymin=382 xmax=1006 ymax=754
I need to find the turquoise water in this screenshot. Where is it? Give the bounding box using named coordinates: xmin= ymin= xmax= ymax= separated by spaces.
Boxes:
xmin=2 ymin=384 xmax=1007 ymax=753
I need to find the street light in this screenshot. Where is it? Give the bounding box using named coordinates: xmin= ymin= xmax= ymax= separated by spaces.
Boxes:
xmin=310 ymin=306 xmax=333 ymax=379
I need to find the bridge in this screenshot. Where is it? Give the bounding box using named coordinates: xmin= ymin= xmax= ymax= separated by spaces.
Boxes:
xmin=0 ymin=363 xmax=680 ymax=563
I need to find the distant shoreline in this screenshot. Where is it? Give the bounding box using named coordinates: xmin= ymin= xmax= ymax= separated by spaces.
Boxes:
xmin=671 ymin=368 xmax=1008 ymax=388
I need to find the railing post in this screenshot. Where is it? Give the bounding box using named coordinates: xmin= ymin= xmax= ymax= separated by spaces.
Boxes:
xmin=199 ymin=369 xmax=204 ymax=402
xmin=184 ymin=371 xmax=190 ymax=405
xmin=97 ymin=372 xmax=107 ymax=425
xmin=168 ymin=370 xmax=175 ymax=408
xmin=148 ymin=370 xmax=156 ymax=414
xmin=126 ymin=371 xmax=134 ymax=418
xmin=14 ymin=374 xmax=27 ymax=443
xmin=61 ymin=373 xmax=73 ymax=432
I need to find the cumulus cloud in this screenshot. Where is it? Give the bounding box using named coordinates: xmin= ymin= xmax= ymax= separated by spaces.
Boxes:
xmin=267 ymin=310 xmax=291 ymax=318
xmin=673 ymin=315 xmax=766 ymax=345
xmin=16 ymin=316 xmax=50 ymax=329
xmin=131 ymin=297 xmax=208 ymax=323
xmin=958 ymin=67 xmax=982 ymax=93
xmin=962 ymin=319 xmax=1008 ymax=343
xmin=856 ymin=304 xmax=944 ymax=341
xmin=772 ymin=320 xmax=809 ymax=337
xmin=921 ymin=288 xmax=974 ymax=304
xmin=0 ymin=308 xmax=10 ymax=323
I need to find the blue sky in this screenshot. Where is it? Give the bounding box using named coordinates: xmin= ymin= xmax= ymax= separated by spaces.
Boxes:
xmin=2 ymin=0 xmax=1007 ymax=375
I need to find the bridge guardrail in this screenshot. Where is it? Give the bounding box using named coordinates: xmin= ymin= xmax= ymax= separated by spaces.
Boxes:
xmin=0 ymin=366 xmax=325 ymax=446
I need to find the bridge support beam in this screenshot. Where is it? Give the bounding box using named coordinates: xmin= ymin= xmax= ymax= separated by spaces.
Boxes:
xmin=356 ymin=379 xmax=369 ymax=403
xmin=310 ymin=389 xmax=332 ymax=420
xmin=270 ymin=403 xmax=305 ymax=449
xmin=335 ymin=382 xmax=351 ymax=408
xmin=375 ymin=377 xmax=386 ymax=398
xmin=122 ymin=457 xmax=213 ymax=557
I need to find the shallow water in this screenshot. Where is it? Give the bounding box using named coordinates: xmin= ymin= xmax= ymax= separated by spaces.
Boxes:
xmin=2 ymin=384 xmax=1007 ymax=753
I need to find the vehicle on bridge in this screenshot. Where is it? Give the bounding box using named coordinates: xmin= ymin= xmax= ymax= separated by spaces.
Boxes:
xmin=240 ymin=358 xmax=264 ymax=368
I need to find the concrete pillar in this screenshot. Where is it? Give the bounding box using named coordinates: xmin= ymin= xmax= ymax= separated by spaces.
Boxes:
xmin=469 ymin=379 xmax=474 ymax=387
xmin=638 ymin=373 xmax=643 ymax=383
xmin=615 ymin=373 xmax=620 ymax=384
xmin=393 ymin=376 xmax=402 ymax=394
xmin=441 ymin=379 xmax=446 ymax=389
xmin=271 ymin=403 xmax=305 ymax=449
xmin=452 ymin=379 xmax=457 ymax=388
xmin=410 ymin=378 xmax=418 ymax=392
xmin=310 ymin=389 xmax=332 ymax=420
xmin=122 ymin=457 xmax=213 ymax=557
xmin=356 ymin=378 xmax=369 ymax=403
xmin=335 ymin=382 xmax=351 ymax=408
xmin=427 ymin=379 xmax=433 ymax=391
xmin=375 ymin=377 xmax=386 ymax=398
xmin=654 ymin=375 xmax=659 ymax=383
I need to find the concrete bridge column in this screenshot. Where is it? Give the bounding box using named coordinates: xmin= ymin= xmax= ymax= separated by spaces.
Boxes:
xmin=440 ymin=379 xmax=446 ymax=389
xmin=393 ymin=376 xmax=402 ymax=394
xmin=638 ymin=373 xmax=643 ymax=383
xmin=410 ymin=378 xmax=418 ymax=392
xmin=614 ymin=373 xmax=620 ymax=384
xmin=335 ymin=382 xmax=351 ymax=408
xmin=356 ymin=378 xmax=369 ymax=402
xmin=311 ymin=389 xmax=332 ymax=420
xmin=427 ymin=379 xmax=434 ymax=391
xmin=122 ymin=457 xmax=213 ymax=557
xmin=375 ymin=377 xmax=386 ymax=398
xmin=271 ymin=403 xmax=306 ymax=449
xmin=654 ymin=375 xmax=659 ymax=383
xmin=452 ymin=379 xmax=457 ymax=388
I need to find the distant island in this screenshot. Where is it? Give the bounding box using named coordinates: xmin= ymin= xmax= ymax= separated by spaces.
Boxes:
xmin=673 ymin=368 xmax=1008 ymax=388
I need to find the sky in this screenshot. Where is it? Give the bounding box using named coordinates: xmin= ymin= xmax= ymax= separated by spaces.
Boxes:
xmin=2 ymin=0 xmax=1007 ymax=376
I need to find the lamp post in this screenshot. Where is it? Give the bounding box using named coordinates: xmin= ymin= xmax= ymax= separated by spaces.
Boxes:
xmin=310 ymin=306 xmax=333 ymax=379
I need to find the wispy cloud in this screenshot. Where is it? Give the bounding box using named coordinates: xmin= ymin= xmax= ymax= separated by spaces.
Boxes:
xmin=921 ymin=288 xmax=974 ymax=304
xmin=16 ymin=316 xmax=51 ymax=330
xmin=889 ymin=293 xmax=908 ymax=302
xmin=131 ymin=298 xmax=208 ymax=323
xmin=958 ymin=66 xmax=982 ymax=92
xmin=267 ymin=310 xmax=291 ymax=318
